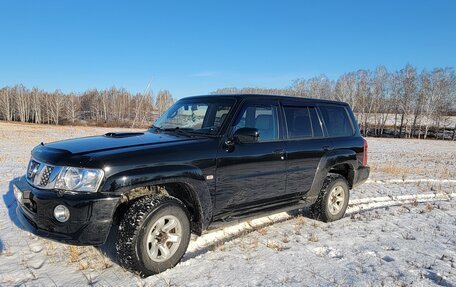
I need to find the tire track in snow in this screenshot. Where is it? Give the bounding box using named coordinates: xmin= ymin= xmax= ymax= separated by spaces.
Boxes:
xmin=366 ymin=178 xmax=456 ymax=184
xmin=347 ymin=192 xmax=456 ymax=213
xmin=186 ymin=191 xmax=455 ymax=256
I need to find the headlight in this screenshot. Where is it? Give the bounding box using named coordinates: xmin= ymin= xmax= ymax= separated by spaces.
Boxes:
xmin=55 ymin=167 xmax=104 ymax=192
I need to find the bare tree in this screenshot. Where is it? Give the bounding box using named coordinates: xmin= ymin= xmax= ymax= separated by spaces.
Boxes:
xmin=0 ymin=87 xmax=13 ymax=121
xmin=290 ymin=79 xmax=307 ymax=97
xmin=66 ymin=93 xmax=79 ymax=124
xmin=48 ymin=90 xmax=64 ymax=125
xmin=414 ymin=71 xmax=431 ymax=138
xmin=30 ymin=88 xmax=43 ymax=124
xmin=335 ymin=72 xmax=357 ymax=110
xmin=15 ymin=85 xmax=30 ymax=122
xmin=1 ymin=64 xmax=454 ymax=138
xmin=397 ymin=65 xmax=417 ymax=138
xmin=355 ymin=70 xmax=370 ymax=136
xmin=155 ymin=90 xmax=174 ymax=116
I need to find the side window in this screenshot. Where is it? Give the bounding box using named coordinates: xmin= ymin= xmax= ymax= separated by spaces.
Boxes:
xmin=283 ymin=106 xmax=312 ymax=138
xmin=319 ymin=105 xmax=354 ymax=137
xmin=233 ymin=105 xmax=279 ymax=142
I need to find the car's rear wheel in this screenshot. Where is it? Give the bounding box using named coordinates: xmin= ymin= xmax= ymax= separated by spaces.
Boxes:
xmin=311 ymin=173 xmax=349 ymax=222
xmin=116 ymin=195 xmax=191 ymax=277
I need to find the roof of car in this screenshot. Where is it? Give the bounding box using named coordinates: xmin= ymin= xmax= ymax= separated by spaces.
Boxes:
xmin=182 ymin=94 xmax=348 ymax=105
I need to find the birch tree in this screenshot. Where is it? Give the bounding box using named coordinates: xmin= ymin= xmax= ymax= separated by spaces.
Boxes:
xmin=156 ymin=90 xmax=174 ymax=116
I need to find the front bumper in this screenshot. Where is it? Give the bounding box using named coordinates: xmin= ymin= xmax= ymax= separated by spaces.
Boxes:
xmin=14 ymin=176 xmax=119 ymax=246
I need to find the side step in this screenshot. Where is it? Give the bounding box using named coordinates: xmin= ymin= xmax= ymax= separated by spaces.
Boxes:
xmin=207 ymin=200 xmax=310 ymax=231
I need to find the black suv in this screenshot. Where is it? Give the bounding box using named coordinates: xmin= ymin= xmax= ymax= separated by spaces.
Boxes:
xmin=14 ymin=94 xmax=369 ymax=276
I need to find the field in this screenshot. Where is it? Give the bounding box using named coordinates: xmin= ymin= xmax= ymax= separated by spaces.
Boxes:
xmin=0 ymin=121 xmax=455 ymax=286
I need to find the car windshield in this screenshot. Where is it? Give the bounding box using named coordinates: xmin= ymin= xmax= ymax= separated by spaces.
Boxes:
xmin=152 ymin=98 xmax=235 ymax=135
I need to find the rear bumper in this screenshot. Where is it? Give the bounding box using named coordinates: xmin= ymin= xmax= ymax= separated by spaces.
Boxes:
xmin=14 ymin=176 xmax=119 ymax=246
xmin=354 ymin=165 xmax=370 ymax=187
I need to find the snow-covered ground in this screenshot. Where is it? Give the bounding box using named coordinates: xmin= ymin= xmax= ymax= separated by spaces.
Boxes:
xmin=0 ymin=121 xmax=455 ymax=286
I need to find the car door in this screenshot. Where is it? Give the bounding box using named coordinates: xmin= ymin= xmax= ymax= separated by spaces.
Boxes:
xmin=214 ymin=100 xmax=288 ymax=216
xmin=282 ymin=102 xmax=330 ymax=197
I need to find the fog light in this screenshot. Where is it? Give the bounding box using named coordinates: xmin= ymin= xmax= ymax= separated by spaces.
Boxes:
xmin=54 ymin=205 xmax=70 ymax=222
xmin=13 ymin=185 xmax=23 ymax=203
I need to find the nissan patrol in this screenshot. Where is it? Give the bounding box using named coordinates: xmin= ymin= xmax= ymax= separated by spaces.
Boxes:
xmin=14 ymin=94 xmax=369 ymax=276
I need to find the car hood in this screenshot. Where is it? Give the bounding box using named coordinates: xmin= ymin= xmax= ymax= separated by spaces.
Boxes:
xmin=31 ymin=131 xmax=204 ymax=164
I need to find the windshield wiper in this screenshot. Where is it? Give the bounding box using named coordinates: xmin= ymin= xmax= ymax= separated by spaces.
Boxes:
xmin=150 ymin=125 xmax=164 ymax=133
xmin=188 ymin=128 xmax=219 ymax=138
xmin=151 ymin=126 xmax=217 ymax=138
xmin=162 ymin=127 xmax=195 ymax=137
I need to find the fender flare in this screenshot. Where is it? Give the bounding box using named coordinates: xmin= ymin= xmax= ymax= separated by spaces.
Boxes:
xmin=305 ymin=150 xmax=358 ymax=204
xmin=101 ymin=164 xmax=213 ymax=232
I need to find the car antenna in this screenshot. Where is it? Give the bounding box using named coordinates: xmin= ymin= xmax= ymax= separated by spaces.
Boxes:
xmin=131 ymin=78 xmax=153 ymax=129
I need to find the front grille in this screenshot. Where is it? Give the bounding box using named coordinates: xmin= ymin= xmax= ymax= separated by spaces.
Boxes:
xmin=26 ymin=158 xmax=59 ymax=189
xmin=39 ymin=166 xmax=53 ymax=186
xmin=27 ymin=160 xmax=40 ymax=180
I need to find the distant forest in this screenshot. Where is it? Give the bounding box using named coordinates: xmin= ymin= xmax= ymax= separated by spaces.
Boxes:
xmin=0 ymin=87 xmax=174 ymax=128
xmin=214 ymin=65 xmax=456 ymax=140
xmin=1 ymin=64 xmax=455 ymax=139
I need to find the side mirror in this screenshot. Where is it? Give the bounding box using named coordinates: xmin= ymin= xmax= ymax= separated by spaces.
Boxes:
xmin=233 ymin=128 xmax=260 ymax=144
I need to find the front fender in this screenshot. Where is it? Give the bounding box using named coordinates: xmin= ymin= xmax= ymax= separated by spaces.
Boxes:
xmin=305 ymin=150 xmax=358 ymax=204
xmin=100 ymin=164 xmax=205 ymax=194
xmin=100 ymin=164 xmax=213 ymax=231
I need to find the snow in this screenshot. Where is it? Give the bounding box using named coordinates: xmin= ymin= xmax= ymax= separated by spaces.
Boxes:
xmin=0 ymin=122 xmax=455 ymax=286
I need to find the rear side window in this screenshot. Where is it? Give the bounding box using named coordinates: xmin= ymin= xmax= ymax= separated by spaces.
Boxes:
xmin=283 ymin=106 xmax=324 ymax=139
xmin=319 ymin=105 xmax=354 ymax=137
xmin=284 ymin=106 xmax=312 ymax=138
xmin=309 ymin=107 xmax=323 ymax=137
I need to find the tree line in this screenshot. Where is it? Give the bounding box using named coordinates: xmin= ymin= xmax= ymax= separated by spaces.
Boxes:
xmin=1 ymin=64 xmax=455 ymax=139
xmin=214 ymin=65 xmax=456 ymax=140
xmin=0 ymin=86 xmax=174 ymax=128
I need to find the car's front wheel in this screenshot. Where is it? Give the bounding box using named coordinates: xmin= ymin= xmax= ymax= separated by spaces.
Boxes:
xmin=116 ymin=195 xmax=191 ymax=277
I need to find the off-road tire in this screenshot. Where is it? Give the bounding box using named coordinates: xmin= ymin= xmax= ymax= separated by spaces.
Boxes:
xmin=311 ymin=173 xmax=349 ymax=222
xmin=116 ymin=195 xmax=191 ymax=277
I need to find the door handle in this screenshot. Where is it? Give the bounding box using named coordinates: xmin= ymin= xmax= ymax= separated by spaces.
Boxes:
xmin=323 ymin=146 xmax=333 ymax=151
xmin=273 ymin=149 xmax=286 ymax=160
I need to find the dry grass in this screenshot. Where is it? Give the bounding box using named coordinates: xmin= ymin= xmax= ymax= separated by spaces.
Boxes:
xmin=368 ymin=138 xmax=456 ymax=179
xmin=44 ymin=242 xmax=56 ymax=256
xmin=425 ymin=202 xmax=434 ymax=212
xmin=266 ymin=240 xmax=284 ymax=251
xmin=52 ymin=245 xmax=114 ymax=271
xmin=256 ymin=228 xmax=268 ymax=236
xmin=68 ymin=246 xmax=81 ymax=263
xmin=0 ymin=121 xmax=142 ymax=148
xmin=295 ymin=215 xmax=306 ymax=226
xmin=308 ymin=232 xmax=319 ymax=242
xmin=281 ymin=235 xmax=290 ymax=244
xmin=0 ymin=242 xmax=13 ymax=257
xmin=293 ymin=226 xmax=302 ymax=235
xmin=292 ymin=215 xmax=306 ymax=235
xmin=373 ymin=164 xmax=414 ymax=176
xmin=76 ymin=247 xmax=113 ymax=271
xmin=246 ymin=238 xmax=259 ymax=250
xmin=208 ymin=241 xmax=226 ymax=252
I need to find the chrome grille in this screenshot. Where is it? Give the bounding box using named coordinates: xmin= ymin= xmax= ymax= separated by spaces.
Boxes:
xmin=26 ymin=158 xmax=60 ymax=189
xmin=27 ymin=160 xmax=40 ymax=179
xmin=39 ymin=166 xmax=53 ymax=186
